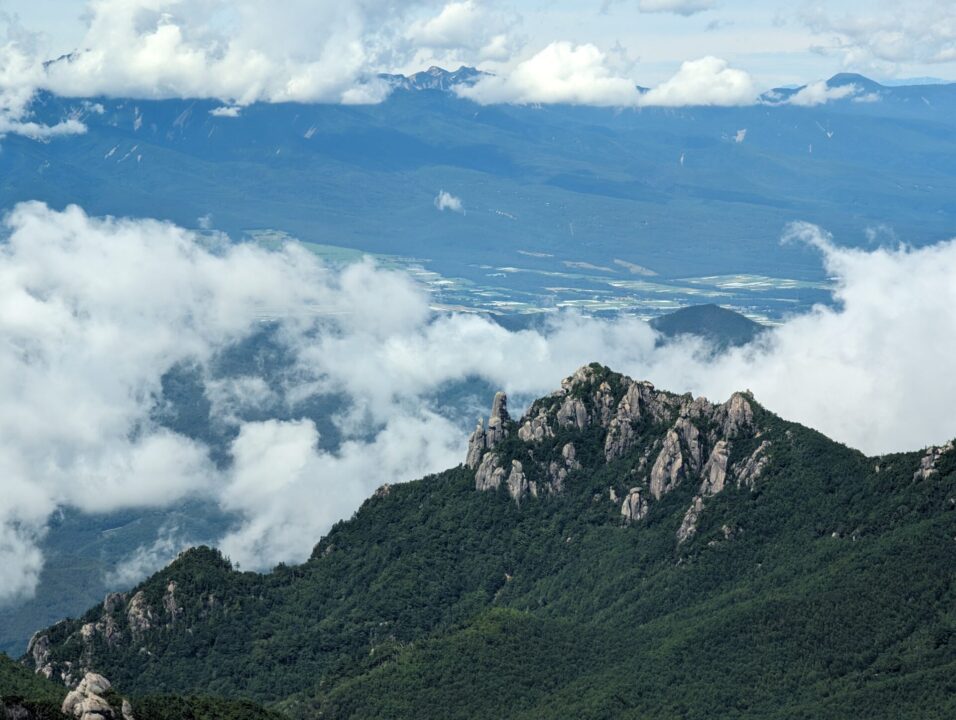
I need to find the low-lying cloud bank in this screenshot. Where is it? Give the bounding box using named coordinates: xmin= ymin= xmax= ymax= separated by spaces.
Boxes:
xmin=2 ymin=202 xmax=955 ymax=602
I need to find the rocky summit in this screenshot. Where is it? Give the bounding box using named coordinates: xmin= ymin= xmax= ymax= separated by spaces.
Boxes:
xmin=466 ymin=363 xmax=770 ymax=541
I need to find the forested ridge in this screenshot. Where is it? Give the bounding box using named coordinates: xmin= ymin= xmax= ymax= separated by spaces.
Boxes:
xmin=9 ymin=365 xmax=956 ymax=719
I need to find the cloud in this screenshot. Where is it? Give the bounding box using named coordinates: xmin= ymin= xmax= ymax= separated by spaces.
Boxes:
xmin=638 ymin=56 xmax=758 ymax=107
xmin=216 ymin=414 xmax=462 ymax=570
xmin=210 ymin=105 xmax=241 ymax=117
xmin=785 ymin=79 xmax=860 ymax=106
xmin=0 ymin=20 xmax=88 ymax=140
xmin=105 ymin=523 xmax=199 ymax=587
xmin=637 ymin=0 xmax=715 ymax=16
xmin=0 ymin=201 xmax=335 ymax=601
xmin=734 ymin=128 xmax=747 ymax=143
xmin=407 ymin=0 xmax=519 ymax=62
xmin=4 ymin=203 xmax=956 ymax=603
xmin=457 ymin=42 xmax=644 ymax=106
xmin=33 ymin=0 xmax=399 ymax=105
xmin=0 ymin=0 xmax=528 ymax=121
xmin=434 ymin=189 xmax=464 ymax=213
xmin=3 ymin=0 xmax=522 ymax=111
xmin=460 ymin=49 xmax=757 ymax=107
xmin=802 ymin=1 xmax=956 ymax=69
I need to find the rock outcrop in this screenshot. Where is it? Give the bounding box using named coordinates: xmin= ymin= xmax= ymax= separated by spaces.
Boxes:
xmin=28 ymin=568 xmax=220 ymax=687
xmin=466 ymin=364 xmax=769 ymax=543
xmin=913 ymin=441 xmax=954 ymax=481
xmin=621 ymin=488 xmax=649 ymax=523
xmin=61 ymin=673 xmax=122 ymax=720
xmin=736 ymin=441 xmax=771 ymax=489
xmin=677 ymin=497 xmax=705 ymax=543
xmin=466 ymin=392 xmax=510 ymax=468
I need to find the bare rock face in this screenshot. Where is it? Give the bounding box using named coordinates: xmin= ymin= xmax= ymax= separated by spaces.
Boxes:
xmin=914 ymin=441 xmax=954 ymax=481
xmin=650 ymin=429 xmax=686 ymax=499
xmin=556 ymin=396 xmax=588 ymax=430
xmin=736 ymin=441 xmax=771 ymax=488
xmin=62 ymin=673 xmax=117 ymax=720
xmin=676 ymin=416 xmax=704 ymax=473
xmin=126 ymin=591 xmax=153 ymax=642
xmin=718 ymin=392 xmax=754 ymax=438
xmin=475 ymin=452 xmax=506 ymax=491
xmin=699 ymin=441 xmax=730 ymax=497
xmin=27 ymin=632 xmax=52 ymax=678
xmin=604 ymin=381 xmax=664 ymax=461
xmin=677 ymin=496 xmax=705 ymax=543
xmin=506 ymin=460 xmax=533 ymax=502
xmin=162 ymin=582 xmax=182 ymax=625
xmin=466 ymin=392 xmax=511 ymax=469
xmin=621 ymin=488 xmax=649 ymax=523
xmin=546 ymin=442 xmax=581 ymax=493
xmin=518 ymin=406 xmax=554 ymax=443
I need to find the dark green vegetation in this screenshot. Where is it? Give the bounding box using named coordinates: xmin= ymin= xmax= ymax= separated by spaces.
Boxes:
xmin=25 ymin=367 xmax=956 ymax=719
xmin=0 ymin=503 xmax=234 ymax=658
xmin=0 ymin=653 xmax=283 ymax=720
xmin=1 ymin=654 xmax=63 ymax=718
xmin=650 ymin=303 xmax=765 ymax=349
xmin=128 ymin=696 xmax=285 ymax=720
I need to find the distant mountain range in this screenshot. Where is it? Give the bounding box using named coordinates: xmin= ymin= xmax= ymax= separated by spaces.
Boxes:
xmin=6 ymin=68 xmax=956 ymax=322
xmin=10 ymin=364 xmax=955 ymax=719
xmin=378 ymin=65 xmax=486 ymax=92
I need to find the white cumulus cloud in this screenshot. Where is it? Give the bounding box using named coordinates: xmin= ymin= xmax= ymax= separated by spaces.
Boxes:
xmin=638 ymin=56 xmax=758 ymax=107
xmin=785 ymin=79 xmax=860 ymax=106
xmin=435 ymin=189 xmax=465 ymax=213
xmin=457 ymin=42 xmax=643 ymax=106
xmin=407 ymin=0 xmax=520 ymax=62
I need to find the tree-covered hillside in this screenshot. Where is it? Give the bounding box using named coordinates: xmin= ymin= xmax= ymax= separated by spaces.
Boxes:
xmin=650 ymin=303 xmax=765 ymax=349
xmin=22 ymin=365 xmax=956 ymax=719
xmin=1 ymin=653 xmax=284 ymax=720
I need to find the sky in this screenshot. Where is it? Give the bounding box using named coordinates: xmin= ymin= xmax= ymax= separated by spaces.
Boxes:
xmin=0 ymin=0 xmax=954 ymax=114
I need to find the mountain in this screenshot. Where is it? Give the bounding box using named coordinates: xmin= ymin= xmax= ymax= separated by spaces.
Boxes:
xmin=22 ymin=364 xmax=956 ymax=719
xmin=378 ymin=65 xmax=486 ymax=91
xmin=650 ymin=303 xmax=766 ymax=349
xmin=7 ymin=71 xmax=956 ymax=324
xmin=1 ymin=654 xmax=283 ymax=720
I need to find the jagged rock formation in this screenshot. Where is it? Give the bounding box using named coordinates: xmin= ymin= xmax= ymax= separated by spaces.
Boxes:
xmin=466 ymin=392 xmax=510 ymax=469
xmin=466 ymin=364 xmax=771 ymax=541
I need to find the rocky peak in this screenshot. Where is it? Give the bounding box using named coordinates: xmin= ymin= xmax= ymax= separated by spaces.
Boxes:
xmin=466 ymin=391 xmax=511 ymax=469
xmin=465 ymin=364 xmax=771 ymax=542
